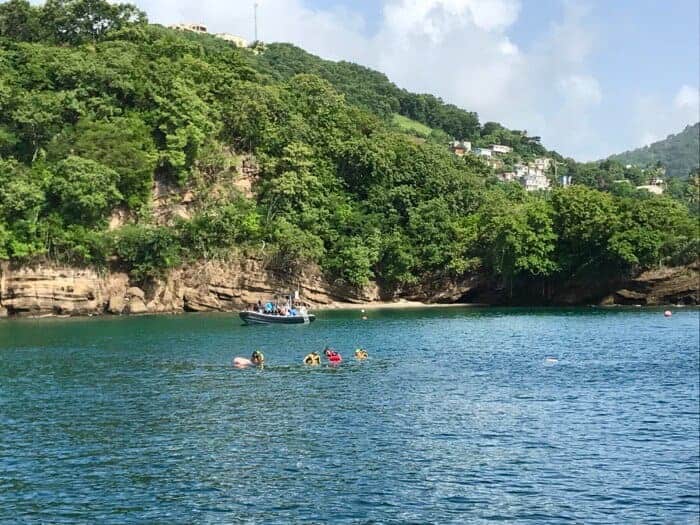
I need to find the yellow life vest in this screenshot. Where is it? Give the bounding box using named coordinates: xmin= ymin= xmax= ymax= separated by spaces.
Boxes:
xmin=304 ymin=352 xmax=321 ymax=365
xmin=354 ymin=349 xmax=368 ymax=360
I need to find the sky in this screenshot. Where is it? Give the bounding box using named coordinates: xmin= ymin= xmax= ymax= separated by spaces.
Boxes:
xmin=88 ymin=1 xmax=700 ymax=160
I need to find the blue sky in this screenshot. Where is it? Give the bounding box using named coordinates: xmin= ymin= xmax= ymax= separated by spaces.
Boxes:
xmin=130 ymin=0 xmax=700 ymax=159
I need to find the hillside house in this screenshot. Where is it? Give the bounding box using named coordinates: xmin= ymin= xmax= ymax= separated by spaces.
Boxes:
xmin=506 ymin=161 xmax=552 ymax=191
xmin=636 ymin=177 xmax=665 ymax=195
xmin=474 ymin=148 xmax=493 ymax=158
xmin=636 ymin=184 xmax=664 ymax=195
xmin=491 ymin=144 xmax=512 ymax=154
xmin=498 ymin=172 xmax=518 ymax=182
xmin=215 ymin=33 xmax=249 ymax=47
xmin=533 ymin=157 xmax=552 ymax=171
xmin=514 ymin=163 xmax=528 ymax=178
xmin=449 ymin=140 xmax=472 ymax=156
xmin=169 ymin=23 xmax=208 ymax=33
xmin=522 ymin=172 xmax=550 ymax=191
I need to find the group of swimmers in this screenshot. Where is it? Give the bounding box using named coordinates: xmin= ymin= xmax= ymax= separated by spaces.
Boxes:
xmin=232 ymin=347 xmax=369 ymax=368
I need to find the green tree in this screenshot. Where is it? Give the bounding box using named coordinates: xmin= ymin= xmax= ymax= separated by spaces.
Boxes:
xmin=39 ymin=0 xmax=146 ymax=44
xmin=112 ymin=224 xmax=180 ymax=282
xmin=479 ymin=194 xmax=558 ymax=291
xmin=0 ymin=0 xmax=41 ymax=41
xmin=0 ymin=159 xmax=46 ymax=258
xmin=550 ymin=186 xmax=620 ymax=275
xmin=47 ymin=156 xmax=121 ymax=225
xmin=47 ymin=116 xmax=157 ymax=209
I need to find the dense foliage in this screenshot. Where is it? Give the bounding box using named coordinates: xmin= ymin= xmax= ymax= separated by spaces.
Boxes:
xmin=607 ymin=123 xmax=700 ymax=179
xmin=0 ymin=0 xmax=697 ymax=300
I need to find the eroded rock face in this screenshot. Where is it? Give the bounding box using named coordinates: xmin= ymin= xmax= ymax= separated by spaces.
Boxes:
xmin=126 ymin=297 xmax=148 ymax=314
xmin=108 ymin=295 xmax=125 ymax=314
xmin=0 ymin=259 xmax=367 ymax=318
xmin=603 ymin=263 xmax=700 ymax=306
xmin=1 ymin=260 xmax=695 ymax=319
xmin=127 ymin=287 xmax=145 ymax=300
xmin=0 ymin=265 xmax=107 ymax=316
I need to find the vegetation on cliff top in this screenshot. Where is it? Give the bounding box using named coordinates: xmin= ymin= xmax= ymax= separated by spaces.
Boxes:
xmin=607 ymin=123 xmax=700 ymax=179
xmin=0 ymin=0 xmax=697 ymax=301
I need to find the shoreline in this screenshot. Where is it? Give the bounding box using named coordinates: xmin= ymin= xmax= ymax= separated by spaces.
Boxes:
xmin=0 ymin=301 xmax=695 ymax=321
xmin=317 ymin=300 xmax=485 ymax=311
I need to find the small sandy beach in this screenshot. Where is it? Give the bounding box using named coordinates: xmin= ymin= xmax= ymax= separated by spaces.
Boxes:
xmin=318 ymin=300 xmax=483 ymax=310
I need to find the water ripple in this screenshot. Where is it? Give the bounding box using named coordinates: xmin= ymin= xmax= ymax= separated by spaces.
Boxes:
xmin=0 ymin=308 xmax=698 ymax=523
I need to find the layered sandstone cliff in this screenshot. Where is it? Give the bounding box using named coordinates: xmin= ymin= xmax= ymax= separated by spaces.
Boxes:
xmin=0 ymin=260 xmax=697 ymax=319
xmin=0 ymin=260 xmax=380 ymax=318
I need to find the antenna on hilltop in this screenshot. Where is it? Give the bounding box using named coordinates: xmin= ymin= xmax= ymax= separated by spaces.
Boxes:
xmin=254 ymin=2 xmax=259 ymax=42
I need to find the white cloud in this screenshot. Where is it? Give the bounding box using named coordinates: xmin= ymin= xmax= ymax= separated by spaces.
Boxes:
xmin=498 ymin=38 xmax=519 ymax=56
xmin=633 ymin=85 xmax=699 ymax=147
xmin=674 ymin=84 xmax=700 ymax=111
xmin=373 ymin=0 xmax=528 ymax=125
xmin=557 ymin=75 xmax=602 ymax=106
xmin=139 ymin=0 xmax=371 ymax=61
xmin=382 ymin=0 xmax=520 ymax=41
xmin=39 ymin=0 xmax=675 ymax=160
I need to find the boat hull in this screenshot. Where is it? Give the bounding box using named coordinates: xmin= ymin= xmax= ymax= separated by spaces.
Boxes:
xmin=239 ymin=311 xmax=316 ymax=325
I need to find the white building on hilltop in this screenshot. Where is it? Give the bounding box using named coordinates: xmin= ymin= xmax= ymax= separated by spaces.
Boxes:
xmin=215 ymin=33 xmax=249 ymax=47
xmin=168 ymin=24 xmax=249 ymax=48
xmin=169 ymin=23 xmax=208 ymax=33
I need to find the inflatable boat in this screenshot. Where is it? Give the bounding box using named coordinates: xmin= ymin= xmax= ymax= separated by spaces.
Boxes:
xmin=239 ymin=310 xmax=316 ymax=325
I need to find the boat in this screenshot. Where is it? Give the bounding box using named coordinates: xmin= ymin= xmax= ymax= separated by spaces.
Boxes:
xmin=239 ymin=310 xmax=316 ymax=325
xmin=240 ymin=291 xmax=316 ymax=326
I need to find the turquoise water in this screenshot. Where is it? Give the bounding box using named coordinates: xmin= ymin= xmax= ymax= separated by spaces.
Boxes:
xmin=1 ymin=307 xmax=698 ymax=524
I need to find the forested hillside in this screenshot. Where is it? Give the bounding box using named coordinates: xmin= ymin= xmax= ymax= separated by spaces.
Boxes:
xmin=608 ymin=123 xmax=700 ymax=179
xmin=254 ymin=43 xmax=550 ymax=157
xmin=0 ymin=0 xmax=697 ymax=302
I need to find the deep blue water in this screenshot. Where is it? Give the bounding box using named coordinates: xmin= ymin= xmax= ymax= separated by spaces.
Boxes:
xmin=0 ymin=307 xmax=698 ymax=524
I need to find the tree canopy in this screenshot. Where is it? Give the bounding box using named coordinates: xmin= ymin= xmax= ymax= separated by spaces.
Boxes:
xmin=0 ymin=1 xmax=696 ymax=299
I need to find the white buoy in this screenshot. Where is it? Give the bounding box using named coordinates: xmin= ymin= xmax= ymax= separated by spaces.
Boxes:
xmin=664 ymin=310 xmax=672 ymax=317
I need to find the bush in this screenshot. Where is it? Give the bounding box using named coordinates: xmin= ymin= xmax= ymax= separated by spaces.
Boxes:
xmin=47 ymin=156 xmax=121 ymax=226
xmin=178 ymin=200 xmax=262 ymax=258
xmin=112 ymin=225 xmax=181 ymax=282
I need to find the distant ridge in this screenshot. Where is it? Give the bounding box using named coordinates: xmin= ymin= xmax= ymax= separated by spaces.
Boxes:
xmin=607 ymin=123 xmax=700 ymax=178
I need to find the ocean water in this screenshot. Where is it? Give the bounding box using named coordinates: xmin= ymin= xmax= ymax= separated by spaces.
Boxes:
xmin=0 ymin=307 xmax=698 ymax=524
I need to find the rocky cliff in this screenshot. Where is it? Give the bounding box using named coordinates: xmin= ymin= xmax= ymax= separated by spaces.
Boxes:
xmin=0 ymin=261 xmax=697 ymax=319
xmin=600 ymin=262 xmax=700 ymax=306
xmin=0 ymin=260 xmax=379 ymax=318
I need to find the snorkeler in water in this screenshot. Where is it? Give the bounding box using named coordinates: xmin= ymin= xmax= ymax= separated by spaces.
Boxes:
xmin=233 ymin=350 xmax=265 ymax=368
xmin=324 ymin=347 xmax=342 ymax=364
xmin=354 ymin=348 xmax=369 ymax=360
xmin=303 ymin=352 xmax=321 ymax=366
